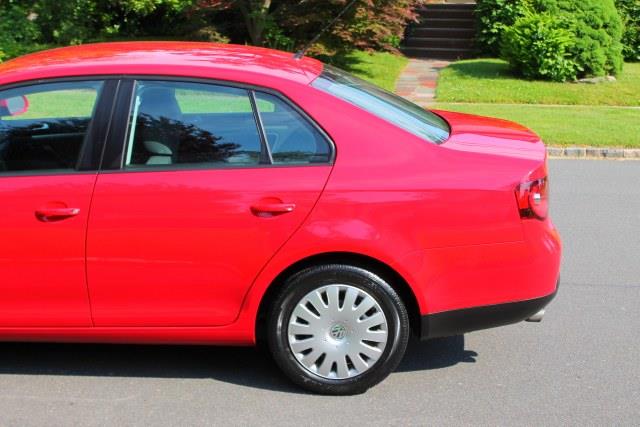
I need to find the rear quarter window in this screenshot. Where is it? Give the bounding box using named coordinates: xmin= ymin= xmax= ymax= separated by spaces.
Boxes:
xmin=312 ymin=65 xmax=450 ymax=144
xmin=254 ymin=92 xmax=331 ymax=165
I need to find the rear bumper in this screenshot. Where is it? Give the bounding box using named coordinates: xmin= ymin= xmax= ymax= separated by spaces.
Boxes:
xmin=420 ymin=281 xmax=558 ymax=340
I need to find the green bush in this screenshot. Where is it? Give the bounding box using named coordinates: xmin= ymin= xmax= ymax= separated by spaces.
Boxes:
xmin=0 ymin=2 xmax=42 ymax=60
xmin=501 ymin=13 xmax=579 ymax=81
xmin=475 ymin=0 xmax=533 ymax=55
xmin=495 ymin=0 xmax=625 ymax=80
xmin=535 ymin=0 xmax=624 ymax=77
xmin=617 ymin=0 xmax=640 ymax=61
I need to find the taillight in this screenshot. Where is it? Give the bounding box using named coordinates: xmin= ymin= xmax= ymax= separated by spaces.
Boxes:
xmin=515 ymin=155 xmax=549 ymax=220
xmin=516 ymin=177 xmax=549 ymax=219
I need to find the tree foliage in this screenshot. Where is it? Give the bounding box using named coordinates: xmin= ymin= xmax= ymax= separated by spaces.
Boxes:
xmin=616 ymin=0 xmax=640 ymax=61
xmin=195 ymin=0 xmax=423 ymax=52
xmin=0 ymin=1 xmax=43 ymax=59
xmin=0 ymin=0 xmax=423 ymax=61
xmin=0 ymin=0 xmax=202 ymax=60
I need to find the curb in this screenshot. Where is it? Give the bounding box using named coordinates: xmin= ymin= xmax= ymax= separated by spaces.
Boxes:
xmin=547 ymin=147 xmax=640 ymax=160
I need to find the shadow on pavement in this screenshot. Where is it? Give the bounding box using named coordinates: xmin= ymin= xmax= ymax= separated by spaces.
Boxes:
xmin=0 ymin=335 xmax=477 ymax=393
xmin=398 ymin=335 xmax=477 ymax=372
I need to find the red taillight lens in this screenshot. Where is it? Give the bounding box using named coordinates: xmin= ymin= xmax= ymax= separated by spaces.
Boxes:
xmin=516 ymin=177 xmax=549 ymax=219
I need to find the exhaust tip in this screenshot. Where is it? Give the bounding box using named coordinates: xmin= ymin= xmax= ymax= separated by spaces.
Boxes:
xmin=526 ymin=309 xmax=545 ymax=323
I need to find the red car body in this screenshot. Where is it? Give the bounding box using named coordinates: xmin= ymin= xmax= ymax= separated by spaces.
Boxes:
xmin=0 ymin=42 xmax=561 ymax=344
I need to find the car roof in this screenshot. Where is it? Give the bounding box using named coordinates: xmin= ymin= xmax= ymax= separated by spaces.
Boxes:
xmin=0 ymin=42 xmax=324 ymax=87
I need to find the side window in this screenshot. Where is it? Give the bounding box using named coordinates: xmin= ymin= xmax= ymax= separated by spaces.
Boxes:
xmin=0 ymin=81 xmax=102 ymax=173
xmin=254 ymin=92 xmax=331 ymax=165
xmin=125 ymin=81 xmax=262 ymax=168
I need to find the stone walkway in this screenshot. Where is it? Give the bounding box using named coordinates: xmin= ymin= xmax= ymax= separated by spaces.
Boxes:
xmin=394 ymin=58 xmax=450 ymax=106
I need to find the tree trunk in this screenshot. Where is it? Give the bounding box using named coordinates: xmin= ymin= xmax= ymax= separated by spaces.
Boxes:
xmin=239 ymin=0 xmax=272 ymax=46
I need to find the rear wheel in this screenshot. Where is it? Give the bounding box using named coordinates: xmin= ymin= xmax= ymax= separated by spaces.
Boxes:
xmin=267 ymin=264 xmax=410 ymax=395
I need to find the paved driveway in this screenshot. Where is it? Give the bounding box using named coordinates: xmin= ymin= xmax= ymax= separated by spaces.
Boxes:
xmin=0 ymin=159 xmax=638 ymax=426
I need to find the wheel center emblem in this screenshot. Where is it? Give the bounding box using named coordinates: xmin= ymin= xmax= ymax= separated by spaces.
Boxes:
xmin=330 ymin=324 xmax=347 ymax=340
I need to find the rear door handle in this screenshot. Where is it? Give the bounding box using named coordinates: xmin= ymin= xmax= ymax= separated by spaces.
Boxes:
xmin=251 ymin=201 xmax=296 ymax=216
xmin=35 ymin=207 xmax=81 ymax=222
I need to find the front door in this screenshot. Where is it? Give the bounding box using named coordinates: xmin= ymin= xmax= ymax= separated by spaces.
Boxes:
xmin=0 ymin=80 xmax=110 ymax=327
xmin=87 ymin=80 xmax=333 ymax=326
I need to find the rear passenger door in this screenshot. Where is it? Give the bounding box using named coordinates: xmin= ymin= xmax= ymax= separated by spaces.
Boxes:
xmin=87 ymin=79 xmax=333 ymax=327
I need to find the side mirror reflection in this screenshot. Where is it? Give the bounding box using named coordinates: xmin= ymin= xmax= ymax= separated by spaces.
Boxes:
xmin=0 ymin=96 xmax=29 ymax=117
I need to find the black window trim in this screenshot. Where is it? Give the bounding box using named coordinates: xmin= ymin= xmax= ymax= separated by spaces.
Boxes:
xmin=78 ymin=79 xmax=120 ymax=171
xmin=100 ymin=79 xmax=135 ymax=171
xmin=99 ymin=75 xmax=336 ymax=173
xmin=0 ymin=76 xmax=120 ymax=177
xmin=249 ymin=89 xmax=274 ymax=165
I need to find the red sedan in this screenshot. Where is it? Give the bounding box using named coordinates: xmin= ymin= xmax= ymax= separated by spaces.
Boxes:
xmin=0 ymin=42 xmax=561 ymax=394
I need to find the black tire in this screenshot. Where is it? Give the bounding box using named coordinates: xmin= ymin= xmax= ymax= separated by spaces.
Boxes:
xmin=267 ymin=264 xmax=410 ymax=395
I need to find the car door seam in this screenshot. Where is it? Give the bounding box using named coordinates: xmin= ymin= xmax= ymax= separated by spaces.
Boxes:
xmin=84 ymin=79 xmax=122 ymax=327
xmin=231 ymin=163 xmax=337 ymax=324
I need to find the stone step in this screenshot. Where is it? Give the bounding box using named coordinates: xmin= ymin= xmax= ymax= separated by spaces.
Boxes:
xmin=402 ymin=4 xmax=477 ymax=60
xmin=416 ymin=7 xmax=475 ymax=20
xmin=420 ymin=3 xmax=476 ymax=11
xmin=408 ymin=27 xmax=475 ymax=39
xmin=401 ymin=46 xmax=475 ymax=60
xmin=404 ymin=37 xmax=475 ymax=49
xmin=414 ymin=17 xmax=475 ymax=29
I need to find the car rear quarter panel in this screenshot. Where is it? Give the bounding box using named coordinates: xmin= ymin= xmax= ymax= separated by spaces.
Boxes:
xmin=240 ymin=85 xmax=558 ymax=330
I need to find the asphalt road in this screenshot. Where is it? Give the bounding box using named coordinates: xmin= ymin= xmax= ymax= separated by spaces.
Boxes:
xmin=0 ymin=159 xmax=639 ymax=426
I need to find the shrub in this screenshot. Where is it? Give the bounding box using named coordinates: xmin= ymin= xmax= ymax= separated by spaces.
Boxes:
xmin=501 ymin=13 xmax=579 ymax=81
xmin=497 ymin=0 xmax=625 ymax=80
xmin=535 ymin=0 xmax=624 ymax=76
xmin=0 ymin=2 xmax=42 ymax=59
xmin=33 ymin=0 xmax=100 ymax=45
xmin=617 ymin=0 xmax=640 ymax=61
xmin=33 ymin=0 xmax=194 ymax=45
xmin=320 ymin=0 xmax=423 ymax=52
xmin=475 ymin=0 xmax=533 ymax=56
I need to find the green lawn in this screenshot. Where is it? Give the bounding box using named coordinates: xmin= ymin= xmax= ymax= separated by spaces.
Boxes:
xmin=321 ymin=50 xmax=408 ymax=92
xmin=3 ymin=90 xmax=99 ymax=120
xmin=437 ymin=59 xmax=640 ymax=107
xmin=433 ymin=58 xmax=640 ymax=147
xmin=3 ymin=88 xmax=266 ymax=119
xmin=435 ymin=103 xmax=640 ymax=148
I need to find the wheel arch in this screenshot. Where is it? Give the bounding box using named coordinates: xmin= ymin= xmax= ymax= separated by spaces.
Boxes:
xmin=255 ymin=252 xmax=422 ymax=344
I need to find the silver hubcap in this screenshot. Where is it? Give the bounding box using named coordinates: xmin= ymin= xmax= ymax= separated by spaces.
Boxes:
xmin=287 ymin=284 xmax=389 ymax=380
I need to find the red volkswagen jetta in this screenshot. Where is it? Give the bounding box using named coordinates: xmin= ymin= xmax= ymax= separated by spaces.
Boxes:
xmin=0 ymin=42 xmax=561 ymax=394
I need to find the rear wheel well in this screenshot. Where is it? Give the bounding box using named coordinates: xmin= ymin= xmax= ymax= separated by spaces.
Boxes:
xmin=255 ymin=252 xmax=421 ymax=345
